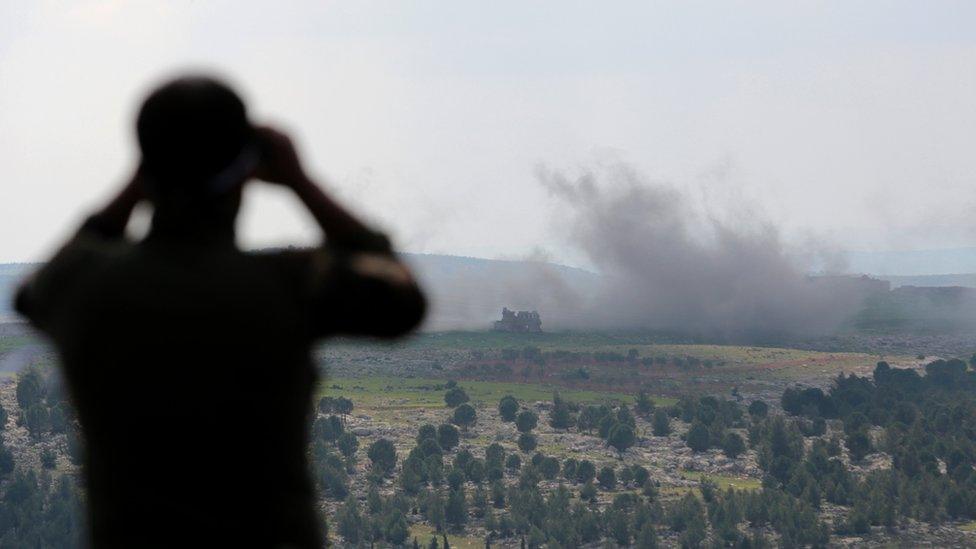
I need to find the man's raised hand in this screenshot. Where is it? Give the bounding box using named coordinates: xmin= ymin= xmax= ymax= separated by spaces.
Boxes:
xmin=252 ymin=126 xmax=309 ymax=189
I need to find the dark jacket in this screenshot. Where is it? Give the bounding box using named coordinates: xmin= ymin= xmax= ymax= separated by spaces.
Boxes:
xmin=15 ymin=220 xmax=425 ymax=548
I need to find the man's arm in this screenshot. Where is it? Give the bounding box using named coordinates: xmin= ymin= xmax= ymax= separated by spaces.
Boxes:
xmin=79 ymin=167 xmax=145 ymax=239
xmin=15 ymin=167 xmax=145 ymax=332
xmin=254 ymin=126 xmax=426 ymax=337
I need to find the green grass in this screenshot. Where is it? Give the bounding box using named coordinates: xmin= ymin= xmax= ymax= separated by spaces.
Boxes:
xmin=680 ymin=470 xmax=762 ymax=491
xmin=326 ymin=331 xmax=882 ymax=360
xmin=0 ymin=334 xmax=36 ymax=355
xmin=319 ymin=376 xmax=674 ymax=410
xmin=410 ymin=524 xmax=482 ymax=548
xmin=322 ymin=330 xmax=702 ymax=354
xmin=960 ymin=520 xmax=976 ymax=532
xmin=321 ymin=332 xmax=892 ymax=380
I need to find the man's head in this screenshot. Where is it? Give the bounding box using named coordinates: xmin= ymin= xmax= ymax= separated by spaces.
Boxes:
xmin=137 ymin=76 xmax=253 ymax=198
xmin=137 ymin=76 xmax=254 ymax=235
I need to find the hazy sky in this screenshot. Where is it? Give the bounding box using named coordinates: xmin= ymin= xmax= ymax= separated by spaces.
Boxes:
xmin=2 ymin=1 xmax=975 ymax=265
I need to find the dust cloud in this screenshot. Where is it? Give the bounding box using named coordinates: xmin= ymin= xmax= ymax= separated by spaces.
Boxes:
xmin=536 ymin=163 xmax=863 ymax=340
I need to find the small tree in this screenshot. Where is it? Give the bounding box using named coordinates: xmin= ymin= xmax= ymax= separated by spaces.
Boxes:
xmin=485 ymin=443 xmax=505 ymax=469
xmin=445 ymin=387 xmax=470 ymax=408
xmin=335 ymin=396 xmax=354 ymax=419
xmin=16 ymin=369 xmax=44 ymax=410
xmin=447 ymin=468 xmax=465 ymax=491
xmin=368 ymin=438 xmax=398 ymax=475
xmin=686 ymin=423 xmax=710 ymax=453
xmin=562 ymin=458 xmax=578 ymax=482
xmin=539 ymin=457 xmax=560 ymax=480
xmin=438 ymin=424 xmax=460 ymax=450
xmin=576 ymin=460 xmax=596 ymax=484
xmin=608 ymin=423 xmax=636 ymax=454
xmin=631 ymin=465 xmax=649 ymax=487
xmin=579 ymin=482 xmax=598 ymax=502
xmin=417 ymin=424 xmax=438 ymax=443
xmin=465 ymin=459 xmax=486 ymax=484
xmin=576 ymin=406 xmax=601 ymax=434
xmin=384 ymin=510 xmax=409 ymax=545
xmin=846 ymin=429 xmax=872 ymax=462
xmin=636 ymin=521 xmax=659 ymax=549
xmin=418 ymin=437 xmax=444 ymax=458
xmin=337 ymin=432 xmax=359 ymax=458
xmin=549 ymin=392 xmax=574 ymax=429
xmin=748 ymin=400 xmax=768 ymax=420
xmin=336 ymin=496 xmax=364 ymax=544
xmin=635 ymin=390 xmax=655 ymax=417
xmin=652 ymin=409 xmax=671 ymax=437
xmin=597 ymin=466 xmax=617 ymax=490
xmin=516 ymin=410 xmax=538 ymax=433
xmin=22 ymin=403 xmax=49 ymax=439
xmin=722 ymin=432 xmax=745 ymax=459
xmin=498 ymin=396 xmax=519 ymax=422
xmin=319 ymin=463 xmax=350 ymax=500
xmin=517 ymin=433 xmax=537 ymax=453
xmin=318 ymin=415 xmax=344 ymax=444
xmin=446 ymin=489 xmax=468 ymax=529
xmin=453 ymin=404 xmax=477 ymax=431
xmin=317 ymin=396 xmax=335 ymax=414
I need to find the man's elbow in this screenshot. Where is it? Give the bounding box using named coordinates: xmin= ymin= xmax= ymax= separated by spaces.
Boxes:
xmin=374 ymin=286 xmax=427 ymax=338
xmin=13 ymin=283 xmax=34 ymax=320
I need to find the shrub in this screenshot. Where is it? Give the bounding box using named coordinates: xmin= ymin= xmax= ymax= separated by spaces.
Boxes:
xmin=597 ymin=466 xmax=617 ymax=490
xmin=452 ymin=404 xmax=477 ymax=430
xmin=722 ymin=432 xmax=746 ymax=459
xmin=748 ymin=400 xmax=769 ymax=420
xmin=517 ymin=433 xmax=537 ymax=453
xmin=652 ymin=408 xmax=671 ymax=437
xmin=367 ymin=438 xmax=397 ymax=474
xmin=444 ymin=387 xmax=470 ymax=408
xmin=516 ymin=410 xmax=538 ymax=433
xmin=498 ymin=396 xmax=519 ymax=422
xmin=686 ymin=423 xmax=710 ymax=453
xmin=437 ymin=424 xmax=460 ymax=450
xmin=608 ymin=423 xmax=636 ymax=453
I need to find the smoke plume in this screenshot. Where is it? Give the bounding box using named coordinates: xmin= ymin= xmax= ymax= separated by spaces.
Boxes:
xmin=537 ymin=163 xmax=862 ymax=340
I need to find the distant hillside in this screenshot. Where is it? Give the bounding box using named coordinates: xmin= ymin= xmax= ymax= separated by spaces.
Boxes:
xmin=400 ymin=253 xmax=600 ymax=330
xmin=0 ymin=257 xmax=601 ymax=330
xmin=852 ymin=285 xmax=976 ymax=334
xmin=0 ymin=264 xmax=33 ymax=322
xmin=875 ymin=273 xmax=976 ymax=289
xmin=4 ymin=252 xmax=976 ymax=332
xmin=845 ymin=247 xmax=976 ymax=276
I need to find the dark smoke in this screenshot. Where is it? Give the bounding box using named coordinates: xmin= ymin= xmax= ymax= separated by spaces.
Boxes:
xmin=537 ymin=163 xmax=862 ymax=340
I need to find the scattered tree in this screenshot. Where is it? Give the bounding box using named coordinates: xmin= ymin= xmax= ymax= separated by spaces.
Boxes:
xmin=368 ymin=438 xmax=397 ymax=474
xmin=453 ymin=404 xmax=477 ymax=431
xmin=652 ymin=408 xmax=671 ymax=437
xmin=498 ymin=396 xmax=519 ymax=422
xmin=516 ymin=410 xmax=538 ymax=433
xmin=438 ymin=424 xmax=460 ymax=451
xmin=445 ymin=387 xmax=470 ymax=408
xmin=686 ymin=422 xmax=710 ymax=453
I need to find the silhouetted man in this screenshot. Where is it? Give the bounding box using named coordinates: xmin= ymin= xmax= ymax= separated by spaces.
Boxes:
xmin=15 ymin=76 xmax=426 ymax=547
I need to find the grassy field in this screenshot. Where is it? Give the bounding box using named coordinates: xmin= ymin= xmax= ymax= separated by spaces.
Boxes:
xmin=679 ymin=470 xmax=762 ymax=491
xmin=321 ymin=331 xmax=903 ymax=388
xmin=659 ymin=471 xmax=762 ymax=498
xmin=410 ymin=524 xmax=483 ymax=548
xmin=319 ymin=376 xmax=676 ymax=411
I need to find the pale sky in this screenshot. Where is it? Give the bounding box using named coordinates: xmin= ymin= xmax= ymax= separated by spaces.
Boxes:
xmin=2 ymin=1 xmax=976 ymax=265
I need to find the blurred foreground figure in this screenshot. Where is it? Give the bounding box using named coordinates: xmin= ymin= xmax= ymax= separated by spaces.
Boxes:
xmin=15 ymin=76 xmax=426 ymax=547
